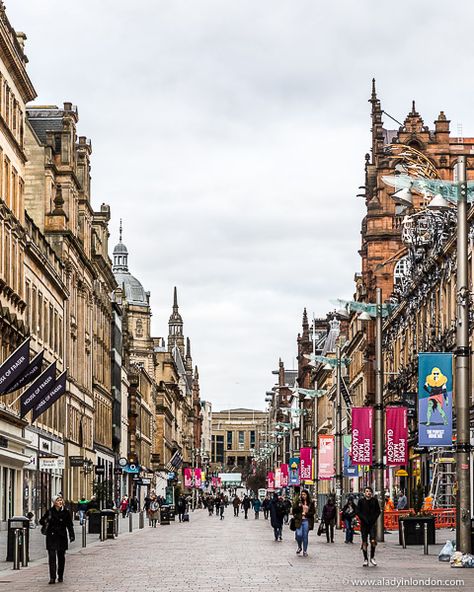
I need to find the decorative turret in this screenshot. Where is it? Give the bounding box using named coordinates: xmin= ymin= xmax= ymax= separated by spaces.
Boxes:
xmin=185 ymin=337 xmax=193 ymax=373
xmin=168 ymin=287 xmax=185 ymax=355
xmin=113 ymin=219 xmax=129 ymax=273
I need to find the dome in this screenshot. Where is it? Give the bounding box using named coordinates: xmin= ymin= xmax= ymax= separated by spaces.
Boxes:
xmin=113 ymin=241 xmax=128 ymax=255
xmin=114 ymin=271 xmax=148 ymax=306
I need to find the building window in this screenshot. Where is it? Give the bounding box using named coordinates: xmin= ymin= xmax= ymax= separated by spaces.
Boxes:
xmin=238 ymin=431 xmax=245 ymax=450
xmin=394 ymin=256 xmax=411 ymax=287
xmin=250 ymin=430 xmax=255 ymax=448
xmin=212 ymin=435 xmax=224 ymax=464
xmin=226 ymin=430 xmax=232 ymax=450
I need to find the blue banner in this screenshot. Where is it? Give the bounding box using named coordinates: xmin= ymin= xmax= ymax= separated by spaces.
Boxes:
xmin=343 ymin=435 xmax=359 ymax=477
xmin=418 ymin=353 xmax=453 ymax=446
xmin=288 ymin=457 xmax=300 ymax=486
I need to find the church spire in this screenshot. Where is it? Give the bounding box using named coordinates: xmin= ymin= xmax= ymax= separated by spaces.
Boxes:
xmin=185 ymin=337 xmax=193 ymax=372
xmin=369 ymin=78 xmax=384 ymax=160
xmin=168 ymin=286 xmax=185 ymax=355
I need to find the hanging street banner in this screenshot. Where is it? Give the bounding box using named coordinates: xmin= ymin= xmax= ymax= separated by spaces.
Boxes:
xmin=318 ymin=435 xmax=335 ymax=480
xmin=300 ymin=447 xmax=313 ymax=483
xmin=0 ymin=338 xmax=30 ymax=395
xmin=20 ymin=361 xmax=56 ymax=417
xmin=351 ymin=407 xmax=373 ymax=465
xmin=3 ymin=350 xmax=44 ymax=395
xmin=418 ymin=352 xmax=453 ymax=447
xmin=267 ymin=471 xmax=275 ymax=491
xmin=386 ymin=406 xmax=408 ymax=465
xmin=32 ymin=370 xmax=66 ymax=422
xmin=211 ymin=476 xmax=218 ymax=488
xmin=288 ymin=457 xmax=300 ymax=486
xmin=184 ymin=467 xmax=193 ymax=488
xmin=280 ymin=463 xmax=289 ymax=487
xmin=275 ymin=467 xmax=282 ymax=488
xmin=193 ymin=468 xmax=202 ymax=488
xmin=343 ymin=434 xmax=359 ymax=477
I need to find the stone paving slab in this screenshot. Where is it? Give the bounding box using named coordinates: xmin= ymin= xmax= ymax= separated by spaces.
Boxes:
xmin=0 ymin=510 xmax=472 ymax=591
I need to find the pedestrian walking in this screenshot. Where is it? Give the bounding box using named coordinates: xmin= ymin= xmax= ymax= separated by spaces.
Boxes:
xmin=292 ymin=489 xmax=315 ymax=557
xmin=149 ymin=496 xmax=160 ymax=528
xmin=232 ymin=495 xmax=241 ymax=517
xmin=356 ymin=486 xmax=381 ymax=567
xmin=119 ymin=496 xmax=129 ymax=518
xmin=176 ymin=495 xmax=187 ymax=522
xmin=219 ymin=497 xmax=225 ymax=520
xmin=269 ymin=493 xmax=285 ymax=542
xmin=253 ymin=498 xmax=261 ymax=519
xmin=396 ymin=490 xmax=407 ymax=510
xmin=77 ymin=496 xmax=88 ymax=526
xmin=242 ymin=495 xmax=251 ymax=519
xmin=322 ymin=496 xmax=337 ymax=543
xmin=342 ymin=496 xmax=357 ymax=544
xmin=39 ymin=495 xmax=75 ymax=585
xmin=283 ymin=496 xmax=292 ymax=525
xmin=215 ymin=497 xmax=221 ymax=517
xmin=262 ymin=496 xmax=270 ymax=519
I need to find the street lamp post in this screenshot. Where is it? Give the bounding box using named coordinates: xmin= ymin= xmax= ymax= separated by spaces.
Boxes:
xmin=455 ymin=155 xmax=471 ymax=553
xmin=335 ymin=345 xmax=343 ymax=529
xmin=374 ymin=287 xmax=385 ymax=543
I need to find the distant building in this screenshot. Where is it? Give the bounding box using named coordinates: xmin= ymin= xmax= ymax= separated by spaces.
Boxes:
xmin=211 ymin=408 xmax=267 ymax=471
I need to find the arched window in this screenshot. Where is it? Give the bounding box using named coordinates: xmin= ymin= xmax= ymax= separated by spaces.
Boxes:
xmin=394 ymin=256 xmax=411 ymax=286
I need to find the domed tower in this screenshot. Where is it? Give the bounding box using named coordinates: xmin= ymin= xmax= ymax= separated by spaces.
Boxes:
xmin=168 ymin=287 xmax=185 ymax=356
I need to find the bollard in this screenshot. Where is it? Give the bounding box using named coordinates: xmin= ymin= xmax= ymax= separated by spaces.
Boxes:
xmin=114 ymin=513 xmax=119 ymax=537
xmin=128 ymin=511 xmax=133 ymax=533
xmin=423 ymin=522 xmax=429 ymax=555
xmin=100 ymin=515 xmax=106 ymax=541
xmin=401 ymin=520 xmax=406 ymax=549
xmin=12 ymin=529 xmax=20 ymax=570
xmin=82 ymin=519 xmax=87 ymax=548
xmin=139 ymin=510 xmax=144 ymax=529
xmin=21 ymin=528 xmax=28 ymax=567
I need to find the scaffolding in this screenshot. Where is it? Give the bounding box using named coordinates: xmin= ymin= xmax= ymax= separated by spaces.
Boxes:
xmin=429 ymin=451 xmax=456 ymax=508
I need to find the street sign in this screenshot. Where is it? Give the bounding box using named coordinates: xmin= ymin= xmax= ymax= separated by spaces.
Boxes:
xmin=69 ymin=456 xmax=85 ymax=467
xmin=141 ymin=478 xmax=151 ymax=485
xmin=94 ymin=465 xmax=105 ymax=475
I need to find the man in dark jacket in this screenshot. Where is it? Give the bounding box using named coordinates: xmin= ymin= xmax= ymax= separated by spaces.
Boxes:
xmin=269 ymin=493 xmax=285 ymax=541
xmin=356 ymin=486 xmax=381 ymax=567
xmin=241 ymin=495 xmax=251 ymax=519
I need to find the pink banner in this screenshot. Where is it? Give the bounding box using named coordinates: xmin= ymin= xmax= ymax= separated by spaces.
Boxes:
xmin=193 ymin=468 xmax=202 ymax=488
xmin=280 ymin=463 xmax=289 ymax=487
xmin=386 ymin=406 xmax=408 ymax=466
xmin=267 ymin=471 xmax=275 ymax=490
xmin=184 ymin=467 xmax=192 ymax=488
xmin=275 ymin=467 xmax=281 ymax=488
xmin=299 ymin=447 xmax=313 ymax=482
xmin=351 ymin=407 xmax=373 ymax=465
xmin=318 ymin=435 xmax=335 ymax=480
xmin=211 ymin=477 xmax=217 ymax=488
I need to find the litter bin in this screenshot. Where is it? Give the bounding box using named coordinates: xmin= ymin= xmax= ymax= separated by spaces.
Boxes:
xmin=101 ymin=509 xmax=117 ymax=539
xmin=6 ymin=516 xmax=30 ymax=562
xmin=160 ymin=506 xmax=170 ymax=525
xmin=88 ymin=511 xmax=101 ymax=534
xmin=169 ymin=505 xmax=176 ymax=521
xmin=399 ymin=516 xmax=435 ymax=545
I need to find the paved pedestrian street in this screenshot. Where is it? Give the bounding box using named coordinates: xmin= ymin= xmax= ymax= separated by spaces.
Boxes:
xmin=1 ymin=510 xmax=473 ymax=592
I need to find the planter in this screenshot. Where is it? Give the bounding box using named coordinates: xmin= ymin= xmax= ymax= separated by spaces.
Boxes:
xmin=399 ymin=516 xmax=435 ymax=545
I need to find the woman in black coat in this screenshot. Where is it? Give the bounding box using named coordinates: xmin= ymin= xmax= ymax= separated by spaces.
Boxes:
xmin=39 ymin=495 xmax=75 ymax=584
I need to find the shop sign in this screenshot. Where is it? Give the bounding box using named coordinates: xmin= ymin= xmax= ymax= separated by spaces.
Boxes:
xmin=69 ymin=456 xmax=85 ymax=467
xmin=94 ymin=465 xmax=106 ymax=475
xmin=39 ymin=457 xmax=65 ymax=470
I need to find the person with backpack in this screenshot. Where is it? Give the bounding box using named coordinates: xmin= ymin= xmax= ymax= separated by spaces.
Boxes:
xmin=292 ymin=489 xmax=315 ymax=556
xmin=342 ymin=496 xmax=357 ymax=544
xmin=356 ymin=486 xmax=381 ymax=567
xmin=149 ymin=495 xmax=160 ymax=528
xmin=322 ymin=496 xmax=337 ymax=543
xmin=253 ymin=497 xmax=262 ymax=519
xmin=269 ymin=493 xmax=285 ymax=541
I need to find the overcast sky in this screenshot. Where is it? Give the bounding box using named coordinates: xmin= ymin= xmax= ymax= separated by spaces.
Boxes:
xmin=10 ymin=1 xmax=474 ymax=411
